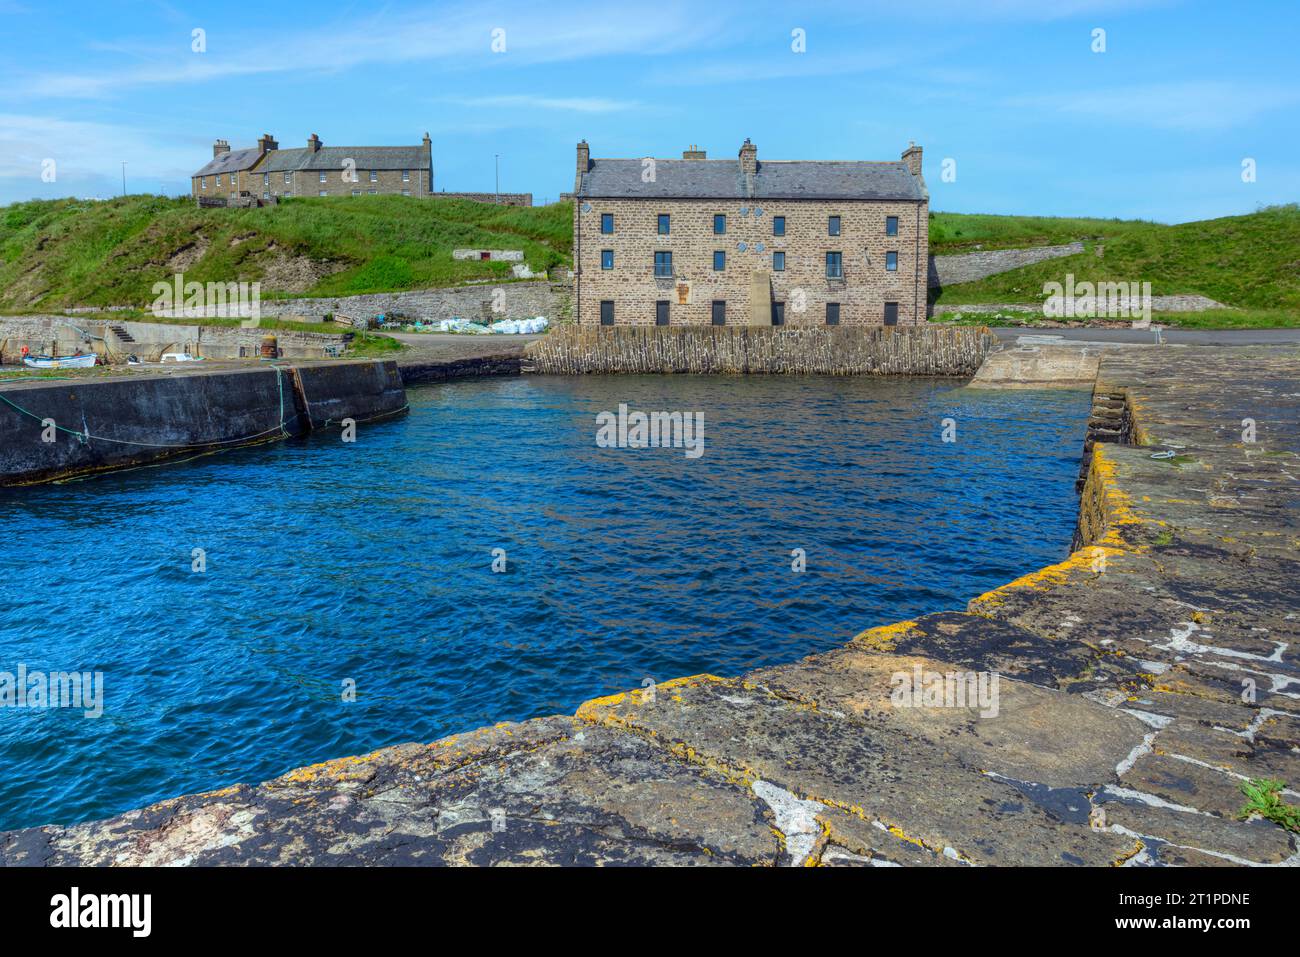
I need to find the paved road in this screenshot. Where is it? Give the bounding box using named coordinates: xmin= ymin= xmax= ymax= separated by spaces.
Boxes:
xmin=989 ymin=326 xmax=1300 ymax=346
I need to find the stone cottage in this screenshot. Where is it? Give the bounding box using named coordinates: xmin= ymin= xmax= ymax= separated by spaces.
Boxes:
xmin=191 ymin=133 xmax=432 ymax=201
xmin=572 ymin=139 xmax=928 ymax=326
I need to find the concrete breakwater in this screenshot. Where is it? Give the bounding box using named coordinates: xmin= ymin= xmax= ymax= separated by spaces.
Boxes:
xmin=0 ymin=360 xmax=407 ymax=486
xmin=526 ymin=325 xmax=995 ymax=376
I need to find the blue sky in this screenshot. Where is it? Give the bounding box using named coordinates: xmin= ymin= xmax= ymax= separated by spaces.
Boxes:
xmin=1 ymin=0 xmax=1296 ymax=222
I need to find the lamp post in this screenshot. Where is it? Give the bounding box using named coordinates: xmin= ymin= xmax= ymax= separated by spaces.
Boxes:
xmin=495 ymin=154 xmax=499 ymax=201
xmin=121 ymin=162 xmax=126 ymax=197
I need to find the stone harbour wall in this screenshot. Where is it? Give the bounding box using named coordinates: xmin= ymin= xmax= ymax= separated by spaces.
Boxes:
xmin=526 ymin=325 xmax=995 ymax=375
xmin=0 ymin=360 xmax=407 ymax=486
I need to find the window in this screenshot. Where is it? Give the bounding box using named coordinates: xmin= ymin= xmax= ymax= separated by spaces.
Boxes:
xmin=885 ymin=251 xmax=898 ymax=271
xmin=319 ymin=171 xmax=327 ymax=183
xmin=713 ymin=214 xmax=726 ymax=235
xmin=369 ymin=169 xmax=378 ymax=183
xmin=773 ymin=215 xmax=785 ymax=236
xmin=654 ymin=251 xmax=673 ymax=278
xmin=351 ymin=190 xmax=361 ymax=196
xmin=401 ymin=190 xmax=410 ymax=196
xmin=711 ymin=300 xmax=726 ymax=326
xmin=828 ymin=215 xmax=841 ymax=236
xmin=655 ymin=301 xmax=670 ymax=326
xmin=200 ymin=177 xmax=206 ymax=190
xmin=713 ymin=250 xmax=726 ymax=271
xmin=600 ymin=300 xmax=615 ymax=325
xmin=826 ymin=252 xmax=843 ymax=278
xmin=601 ymin=249 xmax=614 ymax=270
xmin=600 ymin=212 xmax=614 ymax=234
xmin=886 ymin=215 xmax=898 ymax=236
xmin=262 ymin=191 xmax=269 ymax=200
xmin=263 ymin=173 xmax=269 ymax=185
xmin=772 ymin=251 xmax=785 ymax=271
xmin=658 ymin=213 xmax=670 ymax=235
xmin=215 ymin=174 xmax=222 ymax=186
xmin=318 ymin=190 xmax=327 ymax=197
xmin=826 ymin=303 xmax=841 ymax=325
xmin=771 ymin=302 xmax=785 ymax=326
xmin=284 ymin=172 xmax=292 ymax=185
xmin=368 ymin=189 xmax=377 ymax=195
xmin=884 ymin=302 xmax=899 ymax=326
xmin=402 ymin=170 xmax=410 ymax=182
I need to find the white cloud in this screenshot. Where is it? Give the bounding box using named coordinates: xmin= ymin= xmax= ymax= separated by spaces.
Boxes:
xmin=17 ymin=2 xmax=729 ymax=99
xmin=441 ymin=95 xmax=641 ymax=114
xmin=0 ymin=113 xmax=194 ymax=180
xmin=1006 ymin=81 xmax=1300 ymax=132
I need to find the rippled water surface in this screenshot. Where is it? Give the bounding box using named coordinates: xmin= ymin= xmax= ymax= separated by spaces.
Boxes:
xmin=0 ymin=375 xmax=1089 ymax=829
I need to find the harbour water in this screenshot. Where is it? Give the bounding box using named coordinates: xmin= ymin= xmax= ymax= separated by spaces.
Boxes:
xmin=0 ymin=375 xmax=1090 ymax=830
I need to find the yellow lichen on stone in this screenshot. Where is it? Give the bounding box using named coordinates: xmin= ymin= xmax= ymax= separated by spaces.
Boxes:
xmin=851 ymin=619 xmax=918 ymax=652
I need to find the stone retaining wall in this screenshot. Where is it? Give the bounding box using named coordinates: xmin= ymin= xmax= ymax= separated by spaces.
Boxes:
xmin=0 ymin=314 xmax=347 ymax=363
xmin=928 ymin=242 xmax=1084 ymax=288
xmin=258 ymin=281 xmax=571 ymax=324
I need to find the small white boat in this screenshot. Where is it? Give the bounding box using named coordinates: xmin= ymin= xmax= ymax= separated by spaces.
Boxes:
xmin=22 ymin=353 xmax=97 ymax=370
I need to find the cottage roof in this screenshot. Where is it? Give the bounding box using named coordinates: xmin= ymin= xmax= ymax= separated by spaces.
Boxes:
xmin=193 ymin=148 xmax=264 ymax=177
xmin=256 ymin=145 xmax=428 ymax=173
xmin=576 ymin=158 xmax=924 ymax=201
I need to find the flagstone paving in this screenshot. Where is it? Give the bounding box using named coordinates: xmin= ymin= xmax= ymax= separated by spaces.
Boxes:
xmin=3 ymin=345 xmax=1297 ymax=866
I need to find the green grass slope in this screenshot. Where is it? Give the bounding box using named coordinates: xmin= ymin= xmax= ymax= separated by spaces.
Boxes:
xmin=0 ymin=194 xmax=572 ymax=311
xmin=930 ymin=205 xmax=1300 ymax=319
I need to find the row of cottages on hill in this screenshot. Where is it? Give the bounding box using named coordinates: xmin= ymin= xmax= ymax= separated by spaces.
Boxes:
xmin=191 ymin=133 xmax=432 ymax=202
xmin=572 ymin=139 xmax=929 ymax=327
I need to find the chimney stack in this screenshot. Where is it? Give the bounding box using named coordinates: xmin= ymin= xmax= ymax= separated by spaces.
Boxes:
xmin=308 ymin=133 xmax=322 ymax=153
xmin=575 ymin=140 xmax=590 ymax=193
xmin=257 ymin=133 xmax=278 ymax=154
xmin=422 ymin=131 xmax=431 ymax=148
xmin=902 ymin=141 xmax=923 ymax=179
xmin=738 ymin=138 xmax=757 ymax=176
xmin=213 ymin=139 xmax=230 ymax=158
xmin=682 ymin=144 xmax=707 ymax=160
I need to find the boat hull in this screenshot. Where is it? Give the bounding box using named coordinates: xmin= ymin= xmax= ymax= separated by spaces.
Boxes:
xmin=22 ymin=354 xmax=97 ymax=370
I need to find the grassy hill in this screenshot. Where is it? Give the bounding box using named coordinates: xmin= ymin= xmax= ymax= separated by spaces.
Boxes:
xmin=0 ymin=194 xmax=572 ymax=311
xmin=1 ymin=195 xmax=1296 ymax=326
xmin=930 ymin=205 xmax=1300 ymax=325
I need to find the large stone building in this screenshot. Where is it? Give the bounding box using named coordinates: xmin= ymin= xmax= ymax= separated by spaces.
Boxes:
xmin=191 ymin=133 xmax=432 ymax=201
xmin=572 ymin=139 xmax=928 ymax=326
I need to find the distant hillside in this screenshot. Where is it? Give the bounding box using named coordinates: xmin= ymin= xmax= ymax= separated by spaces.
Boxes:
xmin=930 ymin=206 xmax=1300 ymax=314
xmin=0 ymin=195 xmax=573 ymax=311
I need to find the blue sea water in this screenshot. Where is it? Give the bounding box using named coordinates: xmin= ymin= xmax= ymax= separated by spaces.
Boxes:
xmin=0 ymin=375 xmax=1089 ymax=831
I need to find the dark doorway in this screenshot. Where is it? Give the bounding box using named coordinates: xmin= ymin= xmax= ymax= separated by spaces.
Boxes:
xmin=655 ymin=300 xmax=670 ymax=326
xmin=884 ymin=302 xmax=899 ymax=326
xmin=600 ymin=300 xmax=615 ymax=325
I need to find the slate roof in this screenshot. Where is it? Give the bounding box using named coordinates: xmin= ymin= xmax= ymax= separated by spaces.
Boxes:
xmin=193 ymin=148 xmax=264 ymax=178
xmin=576 ymin=158 xmax=924 ymax=201
xmin=255 ymin=145 xmax=428 ymax=174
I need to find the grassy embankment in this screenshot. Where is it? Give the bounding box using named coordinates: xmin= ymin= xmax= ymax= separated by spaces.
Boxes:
xmin=929 ymin=205 xmax=1300 ymax=328
xmin=0 ymin=194 xmax=572 ymax=310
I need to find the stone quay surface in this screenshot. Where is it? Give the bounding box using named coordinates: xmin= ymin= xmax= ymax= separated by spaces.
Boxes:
xmin=2 ymin=345 xmax=1297 ymax=866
